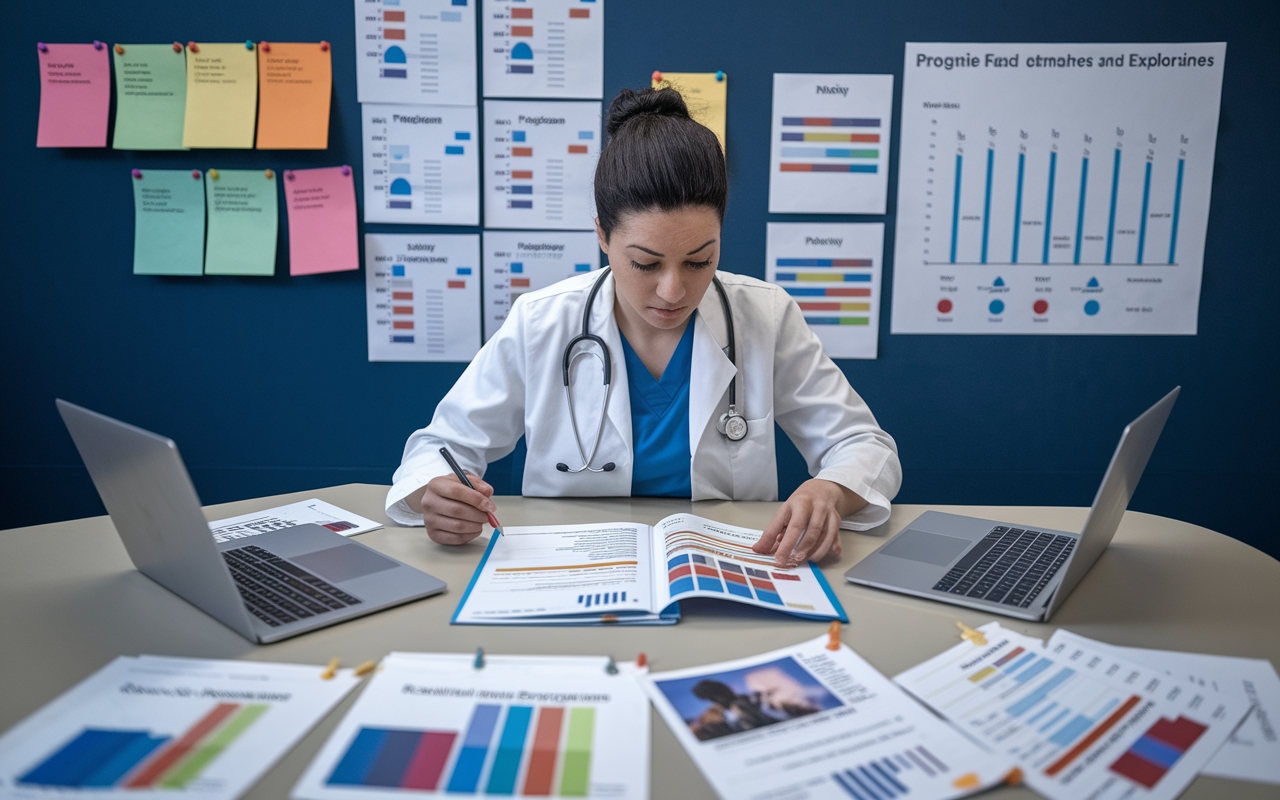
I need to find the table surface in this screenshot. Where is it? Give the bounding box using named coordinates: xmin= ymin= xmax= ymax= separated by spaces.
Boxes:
xmin=3 ymin=485 xmax=1278 ymax=799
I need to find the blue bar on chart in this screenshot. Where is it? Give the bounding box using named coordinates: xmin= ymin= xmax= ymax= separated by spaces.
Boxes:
xmin=1074 ymin=156 xmax=1089 ymax=264
xmin=1105 ymin=148 xmax=1121 ymax=264
xmin=1169 ymin=158 xmax=1184 ymax=264
xmin=1007 ymin=667 xmax=1076 ymax=716
xmin=1043 ymin=150 xmax=1057 ymax=264
xmin=1137 ymin=160 xmax=1152 ymax=263
xmin=446 ymin=705 xmax=501 ymax=793
xmin=981 ymin=147 xmax=994 ymax=264
xmin=485 ymin=706 xmax=533 ymax=794
xmin=951 ymin=153 xmax=963 ymax=263
xmin=1012 ymin=151 xmax=1025 ymax=263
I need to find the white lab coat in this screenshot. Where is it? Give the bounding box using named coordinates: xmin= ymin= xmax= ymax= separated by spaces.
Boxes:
xmin=386 ymin=269 xmax=901 ymax=529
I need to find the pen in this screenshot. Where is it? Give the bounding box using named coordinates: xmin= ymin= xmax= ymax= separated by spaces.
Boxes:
xmin=439 ymin=447 xmax=503 ymax=533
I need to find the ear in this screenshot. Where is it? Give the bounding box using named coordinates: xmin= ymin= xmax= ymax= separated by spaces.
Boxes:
xmin=594 ymin=217 xmax=609 ymax=259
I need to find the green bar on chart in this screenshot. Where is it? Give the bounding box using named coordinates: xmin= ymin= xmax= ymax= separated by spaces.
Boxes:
xmin=158 ymin=704 xmax=268 ymax=788
xmin=558 ymin=707 xmax=595 ymax=796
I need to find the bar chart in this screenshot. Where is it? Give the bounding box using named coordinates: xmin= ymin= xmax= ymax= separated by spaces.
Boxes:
xmin=482 ymin=0 xmax=604 ymax=99
xmin=481 ymin=231 xmax=599 ymax=341
xmin=354 ymin=0 xmax=476 ymax=106
xmin=362 ymin=104 xmax=479 ymax=225
xmin=830 ymin=745 xmax=953 ymax=800
xmin=365 ymin=233 xmax=482 ymax=362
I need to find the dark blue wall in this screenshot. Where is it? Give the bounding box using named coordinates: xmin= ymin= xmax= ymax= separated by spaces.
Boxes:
xmin=7 ymin=0 xmax=1277 ymax=558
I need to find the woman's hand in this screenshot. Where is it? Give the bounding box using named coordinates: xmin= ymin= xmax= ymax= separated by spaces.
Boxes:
xmin=408 ymin=473 xmax=497 ymax=545
xmin=751 ymin=479 xmax=867 ymax=567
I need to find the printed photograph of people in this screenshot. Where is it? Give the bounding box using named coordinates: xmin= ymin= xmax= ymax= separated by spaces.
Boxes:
xmin=654 ymin=657 xmax=842 ymax=742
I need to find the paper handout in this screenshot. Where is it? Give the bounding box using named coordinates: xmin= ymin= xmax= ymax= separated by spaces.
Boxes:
xmin=482 ymin=0 xmax=604 ymax=99
xmin=256 ymin=42 xmax=333 ymax=149
xmin=132 ymin=169 xmax=206 ymax=276
xmin=361 ymin=104 xmax=479 ymax=225
xmin=640 ymin=634 xmax=1013 ymax=800
xmin=481 ymin=230 xmax=599 ymax=340
xmin=183 ymin=43 xmax=259 ymax=149
xmin=111 ymin=44 xmax=188 ymax=150
xmin=354 ymin=0 xmax=477 ymax=106
xmin=284 ymin=167 xmax=359 ymax=275
xmin=652 ymin=72 xmax=727 ymax=154
xmin=36 ymin=43 xmax=111 ymax=147
xmin=203 ymin=169 xmax=279 ymax=276
xmin=0 ymin=655 xmax=359 ymax=800
xmin=210 ymin=498 xmax=383 ymax=544
xmin=292 ymin=651 xmax=649 ymax=799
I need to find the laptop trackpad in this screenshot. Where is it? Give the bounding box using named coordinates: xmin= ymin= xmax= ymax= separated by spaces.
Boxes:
xmin=291 ymin=544 xmax=398 ymax=583
xmin=881 ymin=530 xmax=971 ymax=567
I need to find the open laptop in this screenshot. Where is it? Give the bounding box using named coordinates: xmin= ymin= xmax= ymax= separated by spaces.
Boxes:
xmin=845 ymin=387 xmax=1179 ymax=622
xmin=57 ymin=399 xmax=446 ymax=643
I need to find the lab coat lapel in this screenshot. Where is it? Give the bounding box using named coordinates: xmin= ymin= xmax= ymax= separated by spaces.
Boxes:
xmin=591 ymin=272 xmax=634 ymax=468
xmin=689 ymin=286 xmax=737 ymax=460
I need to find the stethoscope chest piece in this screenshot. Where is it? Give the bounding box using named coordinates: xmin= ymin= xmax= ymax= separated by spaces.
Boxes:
xmin=718 ymin=408 xmax=747 ymax=441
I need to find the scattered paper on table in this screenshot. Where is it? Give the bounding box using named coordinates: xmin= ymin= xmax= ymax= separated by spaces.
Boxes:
xmin=652 ymin=72 xmax=727 ymax=154
xmin=203 ymin=169 xmax=279 ymax=276
xmin=256 ymin=42 xmax=332 ymax=149
xmin=482 ymin=230 xmax=599 ymax=340
xmin=209 ymin=499 xmax=382 ymax=543
xmin=111 ymin=44 xmax=188 ymax=150
xmin=768 ymin=73 xmax=893 ymax=214
xmin=182 ymin=43 xmax=259 ymax=149
xmin=766 ymin=222 xmax=884 ymax=359
xmin=354 ymin=0 xmax=477 ymax=106
xmin=36 ymin=43 xmax=110 ymax=147
xmin=365 ymin=233 xmax=481 ymax=361
xmin=284 ymin=167 xmax=359 ymax=276
xmin=482 ymin=0 xmax=603 ymax=99
xmin=361 ymin=104 xmax=479 ymax=225
xmin=132 ymin=169 xmax=206 ymax=276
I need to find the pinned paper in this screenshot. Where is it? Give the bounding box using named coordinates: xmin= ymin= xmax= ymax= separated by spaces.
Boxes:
xmin=132 ymin=169 xmax=205 ymax=276
xmin=256 ymin=42 xmax=333 ymax=149
xmin=284 ymin=167 xmax=358 ymax=275
xmin=111 ymin=43 xmax=188 ymax=150
xmin=183 ymin=43 xmax=259 ymax=148
xmin=204 ymin=169 xmax=279 ymax=275
xmin=35 ymin=43 xmax=110 ymax=147
xmin=652 ymin=71 xmax=727 ymax=154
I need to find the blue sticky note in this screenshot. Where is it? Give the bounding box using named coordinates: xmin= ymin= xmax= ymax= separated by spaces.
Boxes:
xmin=132 ymin=169 xmax=205 ymax=275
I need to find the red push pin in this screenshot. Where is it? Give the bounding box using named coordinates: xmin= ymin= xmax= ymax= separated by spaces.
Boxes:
xmin=320 ymin=41 xmax=330 ymax=52
xmin=188 ymin=42 xmax=199 ymax=53
xmin=261 ymin=42 xmax=271 ymax=53
xmin=114 ymin=45 xmax=125 ymax=55
xmin=191 ymin=170 xmax=201 ymax=179
xmin=286 ymin=171 xmax=295 ymax=181
xmin=651 ymin=70 xmax=662 ymax=83
xmin=132 ymin=169 xmax=143 ymax=179
xmin=636 ymin=653 xmax=647 ymax=668
xmin=341 ymin=165 xmax=351 ymax=176
xmin=172 ymin=42 xmax=183 ymax=53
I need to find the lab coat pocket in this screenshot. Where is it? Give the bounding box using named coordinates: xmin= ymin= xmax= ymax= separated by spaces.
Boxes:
xmin=728 ymin=412 xmax=778 ymax=501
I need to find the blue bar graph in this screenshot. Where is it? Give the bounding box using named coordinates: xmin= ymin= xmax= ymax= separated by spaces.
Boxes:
xmin=1043 ymin=150 xmax=1056 ymax=264
xmin=327 ymin=728 xmax=388 ymax=785
xmin=1026 ymin=701 xmax=1058 ymax=725
xmin=1040 ymin=707 xmax=1072 ymax=733
xmin=1169 ymin=158 xmax=1184 ymax=264
xmin=981 ymin=148 xmax=994 ymax=264
xmin=951 ymin=154 xmax=962 ymax=263
xmin=486 ymin=706 xmax=533 ymax=794
xmin=364 ymin=730 xmax=422 ymax=786
xmin=1049 ymin=714 xmax=1095 ymax=747
xmin=1137 ymin=160 xmax=1152 ymax=263
xmin=1014 ymin=657 xmax=1053 ymax=684
xmin=1012 ymin=151 xmax=1025 ymax=263
xmin=1075 ymin=157 xmax=1089 ymax=264
xmin=1005 ymin=652 xmax=1038 ymax=674
xmin=446 ymin=705 xmax=501 ymax=792
xmin=1007 ymin=667 xmax=1076 ymax=716
xmin=1105 ymin=148 xmax=1121 ymax=264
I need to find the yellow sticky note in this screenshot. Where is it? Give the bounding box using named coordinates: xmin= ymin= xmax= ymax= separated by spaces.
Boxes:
xmin=256 ymin=42 xmax=332 ymax=149
xmin=183 ymin=43 xmax=258 ymax=149
xmin=652 ymin=72 xmax=727 ymax=154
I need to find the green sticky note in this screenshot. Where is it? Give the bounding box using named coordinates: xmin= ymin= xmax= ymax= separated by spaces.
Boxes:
xmin=204 ymin=169 xmax=279 ymax=275
xmin=132 ymin=169 xmax=205 ymax=276
xmin=112 ymin=44 xmax=188 ymax=150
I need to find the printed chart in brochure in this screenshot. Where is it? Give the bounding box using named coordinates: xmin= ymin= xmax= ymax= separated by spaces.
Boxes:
xmin=482 ymin=0 xmax=604 ymax=99
xmin=362 ymin=104 xmax=479 ymax=225
xmin=766 ymin=223 xmax=884 ymax=359
xmin=354 ymin=0 xmax=477 ymax=106
xmin=484 ymin=100 xmax=600 ymax=230
xmin=891 ymin=42 xmax=1225 ymax=335
xmin=482 ymin=231 xmax=599 ymax=340
xmin=365 ymin=233 xmax=482 ymax=362
xmin=768 ymin=74 xmax=894 ymax=214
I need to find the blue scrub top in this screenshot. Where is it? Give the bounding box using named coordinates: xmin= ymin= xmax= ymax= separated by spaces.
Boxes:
xmin=620 ymin=314 xmax=696 ymax=497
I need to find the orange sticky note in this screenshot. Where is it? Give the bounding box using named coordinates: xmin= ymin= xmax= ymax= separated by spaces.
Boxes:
xmin=256 ymin=42 xmax=333 ymax=149
xmin=285 ymin=166 xmax=358 ymax=275
xmin=36 ymin=43 xmax=111 ymax=147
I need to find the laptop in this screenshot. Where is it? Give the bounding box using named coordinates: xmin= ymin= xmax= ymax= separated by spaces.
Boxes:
xmin=56 ymin=399 xmax=446 ymax=643
xmin=845 ymin=387 xmax=1179 ymax=622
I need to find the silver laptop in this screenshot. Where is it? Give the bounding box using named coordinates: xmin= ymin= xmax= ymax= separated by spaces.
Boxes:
xmin=845 ymin=387 xmax=1179 ymax=622
xmin=57 ymin=399 xmax=446 ymax=644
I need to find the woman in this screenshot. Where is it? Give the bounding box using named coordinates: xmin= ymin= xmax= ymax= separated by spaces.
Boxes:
xmin=387 ymin=87 xmax=900 ymax=567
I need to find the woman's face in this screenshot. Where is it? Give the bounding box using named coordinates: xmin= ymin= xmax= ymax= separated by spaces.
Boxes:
xmin=596 ymin=206 xmax=721 ymax=335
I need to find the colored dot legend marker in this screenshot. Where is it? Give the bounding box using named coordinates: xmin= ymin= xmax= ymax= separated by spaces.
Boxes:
xmin=1084 ymin=300 xmax=1100 ymax=316
xmin=989 ymin=299 xmax=1005 ymax=315
xmin=1033 ymin=299 xmax=1049 ymax=314
xmin=937 ymin=298 xmax=953 ymax=314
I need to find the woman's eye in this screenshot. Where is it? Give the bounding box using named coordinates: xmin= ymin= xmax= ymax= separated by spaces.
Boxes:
xmin=631 ymin=260 xmax=660 ymax=271
xmin=686 ymin=258 xmax=713 ymax=269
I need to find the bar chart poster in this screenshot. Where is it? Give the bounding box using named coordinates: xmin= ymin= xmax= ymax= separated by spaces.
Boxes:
xmin=481 ymin=0 xmax=604 ymax=99
xmin=766 ymin=223 xmax=884 ymax=359
xmin=891 ymin=42 xmax=1225 ymax=335
xmin=482 ymin=230 xmax=599 ymax=340
xmin=768 ymin=74 xmax=894 ymax=214
xmin=365 ymin=233 xmax=482 ymax=362
xmin=0 ymin=655 xmax=358 ymax=800
xmin=292 ymin=652 xmax=649 ymax=799
xmin=354 ymin=0 xmax=477 ymax=106
xmin=484 ymin=100 xmax=600 ymax=230
xmin=362 ymin=104 xmax=480 ymax=225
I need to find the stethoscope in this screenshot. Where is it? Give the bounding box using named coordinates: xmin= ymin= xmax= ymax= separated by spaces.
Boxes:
xmin=557 ymin=268 xmax=747 ymax=474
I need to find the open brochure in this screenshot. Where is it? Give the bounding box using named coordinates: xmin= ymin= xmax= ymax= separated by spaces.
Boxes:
xmin=452 ymin=513 xmax=847 ymax=625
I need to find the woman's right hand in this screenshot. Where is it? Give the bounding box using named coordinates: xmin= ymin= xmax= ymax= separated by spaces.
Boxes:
xmin=409 ymin=473 xmax=497 ymax=545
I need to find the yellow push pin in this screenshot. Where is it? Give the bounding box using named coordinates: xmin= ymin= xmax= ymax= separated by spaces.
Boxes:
xmin=209 ymin=169 xmax=219 ymax=180
xmin=353 ymin=660 xmax=377 ymax=677
xmin=320 ymin=657 xmax=340 ymax=680
xmin=956 ymin=621 xmax=987 ymax=646
xmin=826 ymin=620 xmax=842 ymax=650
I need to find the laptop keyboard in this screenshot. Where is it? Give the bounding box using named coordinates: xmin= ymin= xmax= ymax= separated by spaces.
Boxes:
xmin=932 ymin=526 xmax=1076 ymax=608
xmin=222 ymin=545 xmax=362 ymax=628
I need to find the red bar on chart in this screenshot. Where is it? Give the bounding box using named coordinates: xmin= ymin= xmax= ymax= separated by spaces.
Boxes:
xmin=511 ymin=278 xmax=531 ymax=288
xmin=383 ymin=29 xmax=406 ymax=40
xmin=568 ymin=145 xmax=588 ymax=154
xmin=447 ymin=280 xmax=466 ymax=289
xmin=392 ymin=291 xmax=413 ymax=300
xmin=512 ymin=26 xmax=534 ymax=37
xmin=512 ymin=147 xmax=533 ymax=157
xmin=384 ymin=10 xmax=405 ymax=21
xmin=393 ymin=321 xmax=414 ymax=329
xmin=569 ymin=8 xmax=590 ymax=17
xmin=522 ymin=707 xmax=565 ymax=796
xmin=400 ymin=732 xmax=457 ymax=790
xmin=512 ymin=170 xmax=533 ymax=179
xmin=392 ymin=306 xmax=413 ymax=315
xmin=125 ymin=704 xmax=240 ymax=788
xmin=1045 ymin=695 xmax=1142 ymax=777
xmin=511 ymin=7 xmax=533 ymax=18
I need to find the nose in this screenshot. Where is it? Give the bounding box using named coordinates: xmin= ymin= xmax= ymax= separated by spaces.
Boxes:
xmin=656 ymin=266 xmax=685 ymax=304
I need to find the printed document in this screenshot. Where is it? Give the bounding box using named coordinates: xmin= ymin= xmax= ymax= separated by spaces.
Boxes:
xmin=210 ymin=499 xmax=382 ymax=544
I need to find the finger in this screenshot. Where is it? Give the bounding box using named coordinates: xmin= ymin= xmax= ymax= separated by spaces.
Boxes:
xmin=803 ymin=510 xmax=842 ymax=563
xmin=753 ymin=506 xmax=791 ymax=553
xmin=427 ymin=527 xmax=483 ymax=546
xmin=468 ymin=474 xmax=495 ymax=499
xmin=774 ymin=503 xmax=812 ymax=567
xmin=427 ymin=512 xmax=486 ymax=536
xmin=433 ymin=476 xmax=496 ymax=514
xmin=421 ymin=493 xmax=490 ymax=525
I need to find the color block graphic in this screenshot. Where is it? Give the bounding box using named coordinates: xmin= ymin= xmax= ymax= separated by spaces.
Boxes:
xmin=1109 ymin=715 xmax=1207 ymax=789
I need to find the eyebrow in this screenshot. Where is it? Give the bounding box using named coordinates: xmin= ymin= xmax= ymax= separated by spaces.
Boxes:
xmin=686 ymin=240 xmax=716 ymax=255
xmin=624 ymin=239 xmax=718 ymax=258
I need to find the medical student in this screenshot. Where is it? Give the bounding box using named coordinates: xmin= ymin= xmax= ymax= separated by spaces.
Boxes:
xmin=387 ymin=87 xmax=901 ymax=567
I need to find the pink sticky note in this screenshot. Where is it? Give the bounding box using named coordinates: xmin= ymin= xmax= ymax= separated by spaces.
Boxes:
xmin=284 ymin=166 xmax=359 ymax=275
xmin=36 ymin=43 xmax=111 ymax=147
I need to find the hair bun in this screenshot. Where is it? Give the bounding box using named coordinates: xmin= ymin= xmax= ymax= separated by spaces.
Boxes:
xmin=605 ymin=87 xmax=690 ymax=136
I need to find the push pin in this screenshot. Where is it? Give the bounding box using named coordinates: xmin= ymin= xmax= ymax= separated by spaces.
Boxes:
xmin=651 ymin=70 xmax=662 ymax=83
xmin=286 ymin=171 xmax=295 ymax=181
xmin=715 ymin=70 xmax=725 ymax=82
xmin=1004 ymin=767 xmax=1024 ymax=786
xmin=37 ymin=43 xmax=48 ymax=53
xmin=341 ymin=165 xmax=351 ymax=176
xmin=321 ymin=41 xmax=330 ymax=52
xmin=320 ymin=657 xmax=340 ymax=680
xmin=636 ymin=652 xmax=647 ymax=668
xmin=93 ymin=41 xmax=104 ymax=50
xmin=114 ymin=45 xmax=125 ymax=55
xmin=191 ymin=170 xmax=201 ymax=179
xmin=264 ymin=169 xmax=274 ymax=179
xmin=261 ymin=42 xmax=270 ymax=53
xmin=474 ymin=647 xmax=485 ymax=669
xmin=173 ymin=42 xmax=183 ymax=53
xmin=956 ymin=621 xmax=987 ymax=646
xmin=604 ymin=656 xmax=618 ymax=675
xmin=209 ymin=169 xmax=220 ymax=180
xmin=132 ymin=169 xmax=143 ymax=179
xmin=354 ymin=660 xmax=376 ymax=677
xmin=188 ymin=42 xmax=199 ymax=54
xmin=826 ymin=620 xmax=842 ymax=650
xmin=245 ymin=40 xmax=254 ymax=50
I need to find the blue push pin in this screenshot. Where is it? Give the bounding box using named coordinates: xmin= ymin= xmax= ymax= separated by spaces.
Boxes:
xmin=474 ymin=647 xmax=485 ymax=669
xmin=715 ymin=70 xmax=725 ymax=82
xmin=605 ymin=656 xmax=618 ymax=675
xmin=245 ymin=40 xmax=255 ymax=50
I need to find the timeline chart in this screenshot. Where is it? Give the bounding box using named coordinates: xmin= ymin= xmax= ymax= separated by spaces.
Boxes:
xmin=362 ymin=104 xmax=479 ymax=225
xmin=365 ymin=233 xmax=482 ymax=362
xmin=355 ymin=0 xmax=477 ymax=106
xmin=768 ymin=74 xmax=894 ymax=214
xmin=766 ymin=223 xmax=884 ymax=359
xmin=482 ymin=0 xmax=604 ymax=99
xmin=482 ymin=230 xmax=599 ymax=340
xmin=484 ymin=100 xmax=601 ymax=230
xmin=891 ymin=42 xmax=1225 ymax=335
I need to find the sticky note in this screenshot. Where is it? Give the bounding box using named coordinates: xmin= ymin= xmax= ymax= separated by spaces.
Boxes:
xmin=183 ymin=43 xmax=259 ymax=149
xmin=112 ymin=44 xmax=188 ymax=150
xmin=132 ymin=169 xmax=206 ymax=276
xmin=652 ymin=72 xmax=728 ymax=154
xmin=204 ymin=169 xmax=279 ymax=275
xmin=256 ymin=43 xmax=333 ymax=149
xmin=36 ymin=43 xmax=110 ymax=147
xmin=284 ymin=167 xmax=358 ymax=275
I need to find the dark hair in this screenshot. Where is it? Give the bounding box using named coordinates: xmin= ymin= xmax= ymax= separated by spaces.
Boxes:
xmin=691 ymin=679 xmax=736 ymax=706
xmin=594 ymin=87 xmax=728 ymax=240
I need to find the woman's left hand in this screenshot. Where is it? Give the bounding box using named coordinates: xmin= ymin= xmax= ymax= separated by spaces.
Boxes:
xmin=751 ymin=479 xmax=867 ymax=567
